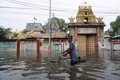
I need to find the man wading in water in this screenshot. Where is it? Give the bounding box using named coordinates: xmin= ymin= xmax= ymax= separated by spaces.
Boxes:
xmin=61 ymin=36 xmax=80 ymax=66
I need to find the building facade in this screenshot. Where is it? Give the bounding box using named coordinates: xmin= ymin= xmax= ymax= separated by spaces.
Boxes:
xmin=23 ymin=23 xmax=44 ymax=38
xmin=68 ymin=2 xmax=105 ymax=59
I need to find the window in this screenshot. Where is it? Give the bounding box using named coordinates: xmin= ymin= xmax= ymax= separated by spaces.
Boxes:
xmin=85 ymin=12 xmax=87 ymax=15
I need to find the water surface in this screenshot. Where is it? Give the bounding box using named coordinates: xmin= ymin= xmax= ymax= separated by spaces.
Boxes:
xmin=0 ymin=49 xmax=120 ymax=80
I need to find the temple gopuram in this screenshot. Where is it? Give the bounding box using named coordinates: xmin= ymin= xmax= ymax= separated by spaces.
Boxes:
xmin=68 ymin=2 xmax=105 ymax=59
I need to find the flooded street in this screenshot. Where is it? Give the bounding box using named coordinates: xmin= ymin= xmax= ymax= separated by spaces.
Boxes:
xmin=0 ymin=50 xmax=120 ymax=80
xmin=1 ymin=0 xmax=120 ymax=79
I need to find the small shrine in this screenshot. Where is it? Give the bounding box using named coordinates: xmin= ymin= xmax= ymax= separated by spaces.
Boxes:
xmin=68 ymin=2 xmax=105 ymax=59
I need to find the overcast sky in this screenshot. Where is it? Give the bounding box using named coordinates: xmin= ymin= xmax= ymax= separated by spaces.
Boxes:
xmin=0 ymin=0 xmax=120 ymax=31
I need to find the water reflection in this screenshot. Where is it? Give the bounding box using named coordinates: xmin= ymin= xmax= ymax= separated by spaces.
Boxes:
xmin=0 ymin=49 xmax=120 ymax=80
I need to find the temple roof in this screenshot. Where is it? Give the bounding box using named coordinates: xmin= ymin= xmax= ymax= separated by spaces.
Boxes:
xmin=26 ymin=23 xmax=42 ymax=29
xmin=76 ymin=2 xmax=96 ymax=24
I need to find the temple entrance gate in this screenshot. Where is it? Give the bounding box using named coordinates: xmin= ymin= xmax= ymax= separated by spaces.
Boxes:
xmin=77 ymin=34 xmax=96 ymax=59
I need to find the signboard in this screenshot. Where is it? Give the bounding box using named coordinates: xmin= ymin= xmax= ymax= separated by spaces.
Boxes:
xmin=78 ymin=28 xmax=96 ymax=34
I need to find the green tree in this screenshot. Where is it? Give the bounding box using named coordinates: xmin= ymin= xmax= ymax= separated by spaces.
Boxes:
xmin=43 ymin=17 xmax=68 ymax=33
xmin=0 ymin=26 xmax=12 ymax=40
xmin=109 ymin=16 xmax=120 ymax=36
xmin=54 ymin=17 xmax=68 ymax=32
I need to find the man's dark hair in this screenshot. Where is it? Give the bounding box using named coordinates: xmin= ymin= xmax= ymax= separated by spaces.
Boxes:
xmin=68 ymin=35 xmax=73 ymax=40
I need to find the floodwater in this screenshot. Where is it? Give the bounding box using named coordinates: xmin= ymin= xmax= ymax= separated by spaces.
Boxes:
xmin=0 ymin=48 xmax=120 ymax=80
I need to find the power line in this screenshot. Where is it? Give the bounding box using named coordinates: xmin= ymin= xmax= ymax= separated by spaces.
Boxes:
xmin=1 ymin=6 xmax=120 ymax=15
xmin=5 ymin=0 xmax=49 ymax=8
xmin=0 ymin=18 xmax=47 ymax=22
xmin=5 ymin=0 xmax=70 ymax=12
xmin=1 ymin=9 xmax=120 ymax=17
xmin=0 ymin=6 xmax=35 ymax=10
xmin=0 ymin=6 xmax=73 ymax=13
xmin=5 ymin=0 xmax=75 ymax=11
xmin=95 ymin=11 xmax=120 ymax=15
xmin=1 ymin=0 xmax=120 ymax=17
xmin=0 ymin=10 xmax=48 ymax=16
xmin=5 ymin=0 xmax=50 ymax=10
xmin=4 ymin=0 xmax=120 ymax=14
